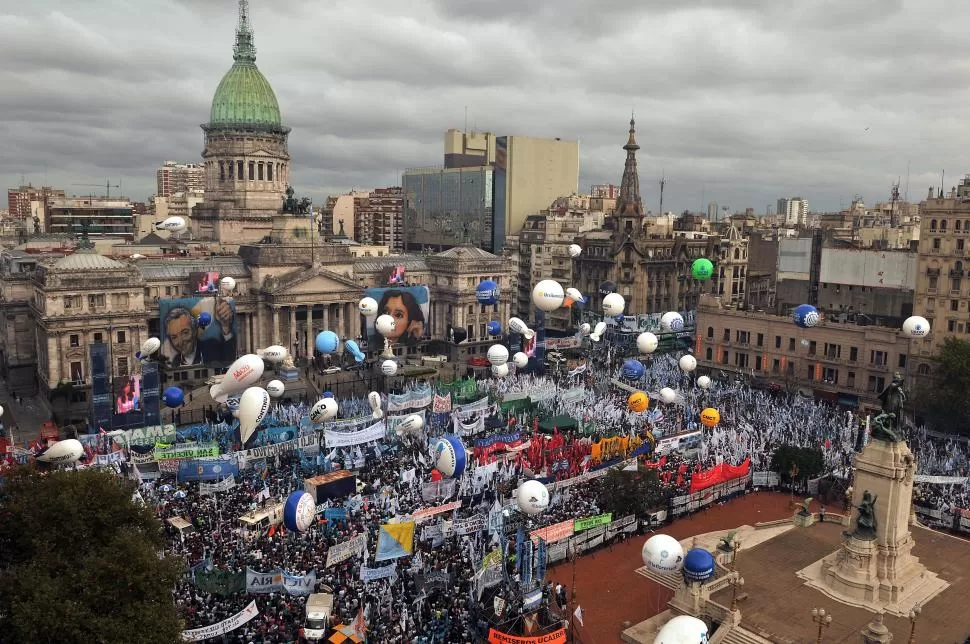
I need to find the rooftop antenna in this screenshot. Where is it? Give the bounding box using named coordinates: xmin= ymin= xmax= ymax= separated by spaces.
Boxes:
xmin=659 ymin=172 xmax=666 ymax=217
xmin=904 ymin=160 xmax=910 ymax=202
xmin=464 ymin=106 xmax=468 ymax=133
xmin=941 ymin=169 xmax=945 ymax=198
xmin=889 ymin=179 xmax=900 ymax=228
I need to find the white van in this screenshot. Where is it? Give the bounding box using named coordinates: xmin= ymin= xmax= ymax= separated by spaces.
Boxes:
xmin=302 ymin=587 xmax=335 ymax=641
xmin=422 ymin=355 xmax=449 ymax=364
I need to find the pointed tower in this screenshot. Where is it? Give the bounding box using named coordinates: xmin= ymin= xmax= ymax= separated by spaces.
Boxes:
xmin=613 ymin=117 xmax=645 ymax=239
xmin=193 ymin=0 xmax=291 ymax=249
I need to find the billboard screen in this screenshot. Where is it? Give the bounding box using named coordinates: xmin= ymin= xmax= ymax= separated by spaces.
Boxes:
xmin=190 ymin=271 xmax=220 ymax=294
xmin=159 ymin=296 xmax=238 ymax=367
xmin=381 ymin=265 xmax=406 ymax=285
xmin=363 ymin=285 xmax=430 ymax=349
xmin=114 ymin=375 xmax=142 ymax=414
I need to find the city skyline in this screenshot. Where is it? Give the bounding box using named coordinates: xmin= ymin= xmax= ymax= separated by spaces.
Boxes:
xmin=3 ymin=0 xmax=970 ymax=215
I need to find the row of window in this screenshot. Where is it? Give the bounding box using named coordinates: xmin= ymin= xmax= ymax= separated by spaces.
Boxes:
xmin=703 ymin=348 xmax=930 ymax=385
xmin=63 ymin=294 xmax=129 ymax=310
xmin=704 ymin=328 xmax=905 ymax=367
xmin=68 ymin=330 xmax=127 ymax=347
xmin=928 ymin=219 xmax=970 ymax=232
xmin=217 ymin=160 xmax=285 ymax=182
xmin=67 ymin=356 xmax=129 ymax=383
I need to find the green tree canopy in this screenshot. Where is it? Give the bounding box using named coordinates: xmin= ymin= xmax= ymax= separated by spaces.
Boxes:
xmin=592 ymin=465 xmax=668 ymax=518
xmin=920 ymin=337 xmax=970 ymax=436
xmin=0 ymin=466 xmax=184 ymax=644
xmin=770 ymin=445 xmax=824 ymax=481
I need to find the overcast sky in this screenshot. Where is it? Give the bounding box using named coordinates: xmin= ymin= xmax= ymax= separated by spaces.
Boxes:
xmin=3 ymin=0 xmax=970 ymax=215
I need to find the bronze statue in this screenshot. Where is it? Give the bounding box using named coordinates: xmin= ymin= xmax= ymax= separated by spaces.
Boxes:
xmin=717 ymin=530 xmax=738 ymax=552
xmin=281 ymin=185 xmax=298 ymax=213
xmin=870 ymin=411 xmax=904 ymax=443
xmin=799 ymin=497 xmax=814 ymax=517
xmin=852 ymin=490 xmax=878 ymax=540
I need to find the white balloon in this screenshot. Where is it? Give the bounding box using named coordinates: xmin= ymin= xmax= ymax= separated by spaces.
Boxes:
xmin=359 ymin=297 xmax=379 ymax=317
xmin=653 ymin=615 xmax=709 ymax=644
xmin=508 ymin=317 xmax=529 ymax=334
xmin=590 ymin=321 xmax=607 ymax=342
xmin=531 ymin=280 xmax=565 ymax=312
xmin=266 ymin=380 xmax=285 ymax=398
xmin=637 ymin=332 xmax=659 ymax=354
xmin=210 ymin=354 xmax=265 ymax=403
xmin=603 ymin=292 xmax=626 ymax=317
xmin=258 ymin=345 xmax=288 ymax=363
xmin=565 ymin=287 xmax=585 ymax=307
xmin=0 ymin=404 xmax=4 ymax=418
xmin=487 ymin=344 xmax=510 ymax=367
xmin=237 ymin=387 xmax=270 ymax=444
xmin=568 ymin=243 xmax=583 ymax=258
xmin=491 ymin=363 xmax=510 ymax=378
xmin=375 ymin=314 xmax=396 ymax=337
xmin=35 ymin=439 xmax=84 ymax=464
xmin=659 ymin=387 xmax=677 ymax=404
xmin=579 ymin=323 xmax=591 ymax=336
xmin=395 ymin=414 xmax=424 ymax=436
xmin=660 ymin=311 xmax=685 ymax=332
xmin=512 ymin=352 xmax=529 ymax=368
xmin=368 ymin=391 xmax=384 ymax=419
xmin=522 ymin=328 xmax=536 ymax=340
xmin=679 ymin=354 xmax=697 ymax=373
xmin=901 ymin=315 xmax=931 ymax=338
xmin=309 ymin=397 xmax=338 ymax=423
xmin=220 ymin=276 xmax=236 ymax=291
xmin=517 ymin=480 xmax=550 ymax=515
xmin=696 ymin=375 xmax=712 ymax=390
xmin=155 ymin=216 xmax=186 ymax=232
xmin=381 ymin=359 xmax=398 ymax=376
xmin=138 ymin=337 xmax=161 ymax=359
xmin=642 ymin=534 xmax=684 ymax=574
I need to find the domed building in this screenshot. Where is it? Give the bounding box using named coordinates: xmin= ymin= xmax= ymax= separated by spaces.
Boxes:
xmin=191 ymin=0 xmax=291 ymax=248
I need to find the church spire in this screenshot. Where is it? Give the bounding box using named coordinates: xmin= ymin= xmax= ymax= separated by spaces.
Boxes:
xmin=233 ymin=0 xmax=257 ymax=64
xmin=616 ymin=116 xmax=644 ymax=218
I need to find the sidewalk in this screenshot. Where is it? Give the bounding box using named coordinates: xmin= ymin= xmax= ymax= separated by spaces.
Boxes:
xmin=0 ymin=381 xmax=54 ymax=447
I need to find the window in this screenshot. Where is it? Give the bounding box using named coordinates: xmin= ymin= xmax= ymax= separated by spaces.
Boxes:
xmin=948 ymin=320 xmax=957 ymax=332
xmin=721 ymin=350 xmax=728 ymax=364
xmin=756 ymin=333 xmax=764 ymax=347
xmin=918 ymin=364 xmax=930 ymax=375
xmin=228 ymin=161 xmax=234 ymax=179
xmin=847 ymin=371 xmax=856 ymax=388
xmin=219 ymin=162 xmax=225 ymax=180
xmin=466 ymin=324 xmax=473 ymax=340
xmin=789 ymin=338 xmax=795 ymax=351
xmin=941 ymin=220 xmax=948 ymax=232
xmin=723 ymin=329 xmax=730 ymax=342
xmin=824 ymin=343 xmax=840 ymax=359
xmin=93 ymin=332 xmax=103 ymax=344
xmin=113 ymin=293 xmax=129 ymax=308
xmin=267 ymin=163 xmax=273 ymax=181
xmin=69 ymin=334 xmax=79 ymax=347
xmin=933 ymin=238 xmax=941 ymax=250
xmin=257 ymin=162 xmax=264 ymax=180
xmin=467 ymin=305 xmax=474 ymax=315
xmin=929 ymin=276 xmax=938 ymax=290
xmin=808 ymin=340 xmax=817 ymax=355
xmin=735 ymin=352 xmax=749 ymax=368
xmin=850 ymin=346 xmax=858 ymax=361
xmin=479 ymin=324 xmax=486 ymax=339
xmin=70 ymin=361 xmax=83 ymax=383
xmin=870 ymin=350 xmax=886 ymax=366
xmin=755 ymin=355 xmax=762 ymax=370
xmin=248 ymin=161 xmax=255 ymax=180
xmin=823 ymin=367 xmax=838 ymax=384
xmin=897 ymin=354 xmax=907 ymax=368
xmin=707 ymin=326 xmax=714 ymax=339
xmin=959 ymin=239 xmax=966 ymax=251
xmin=237 ymin=160 xmax=243 ymax=178
xmin=775 ymin=335 xmax=781 ymax=349
xmin=64 ymin=295 xmax=81 ymax=309
xmin=930 ymin=219 xmax=937 ymax=231
xmin=786 ymin=362 xmax=795 ymax=375
xmin=116 ymin=357 xmax=128 ymax=377
xmin=706 ymin=347 xmax=713 ymax=360
xmin=772 ymin=359 xmax=780 ymax=373
xmin=116 ymin=330 xmax=126 ymax=344
xmin=88 ymin=294 xmax=105 ymax=309
xmin=807 ymin=365 xmax=815 ymax=379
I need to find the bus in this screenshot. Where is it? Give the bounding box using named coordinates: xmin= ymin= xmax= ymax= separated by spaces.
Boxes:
xmin=655 ymin=430 xmax=703 ymax=456
xmin=237 ymin=502 xmax=285 ymax=539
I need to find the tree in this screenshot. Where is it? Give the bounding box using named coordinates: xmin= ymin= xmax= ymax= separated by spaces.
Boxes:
xmin=920 ymin=337 xmax=970 ymax=436
xmin=770 ymin=445 xmax=824 ymax=483
xmin=592 ymin=465 xmax=668 ymax=518
xmin=0 ymin=466 xmax=185 ymax=644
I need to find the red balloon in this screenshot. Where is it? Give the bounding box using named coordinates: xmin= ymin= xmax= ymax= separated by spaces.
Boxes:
xmin=431 ymin=469 xmax=442 ymax=482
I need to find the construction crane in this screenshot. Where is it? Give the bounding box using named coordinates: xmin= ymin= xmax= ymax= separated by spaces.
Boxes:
xmin=72 ymin=179 xmax=121 ymax=198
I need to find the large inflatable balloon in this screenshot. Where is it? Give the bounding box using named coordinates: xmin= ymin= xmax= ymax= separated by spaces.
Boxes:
xmin=344 ymin=340 xmax=365 ymax=363
xmin=508 ymin=317 xmax=529 ymax=335
xmin=598 ymin=280 xmax=617 ymax=296
xmin=309 ymin=397 xmax=338 ymax=423
xmin=283 ymin=491 xmax=316 ymax=533
xmin=487 ymin=320 xmax=502 ymax=336
xmin=35 ymin=439 xmax=84 ymax=464
xmin=628 ymin=391 xmax=649 ymax=413
xmin=603 ymin=292 xmax=626 ymax=317
xmin=902 ymin=315 xmax=930 ymax=338
xmin=451 ymin=327 xmax=468 ymax=344
xmin=512 ymin=352 xmax=529 ymax=368
xmin=368 ymin=391 xmax=383 ymax=419
xmin=266 ymin=380 xmax=285 ymax=398
xmin=155 ymin=216 xmax=187 ymax=232
xmin=660 ymin=311 xmax=685 ymax=332
xmin=210 ymin=354 xmax=264 ymax=403
xmin=197 ymin=312 xmax=212 ymax=328
xmin=564 ymin=287 xmax=585 ymax=308
xmin=236 ymin=386 xmax=270 ymax=444
xmin=679 ymin=354 xmax=697 ymax=373
xmin=690 ymin=258 xmax=714 ymax=281
xmin=381 ymin=359 xmax=398 ymax=376
xmin=532 ymin=280 xmax=565 ymax=312
xmin=491 ymin=363 xmax=510 ymax=378
xmin=578 ymin=322 xmax=591 ymax=337
xmin=315 ymin=331 xmax=339 ymax=354
xmin=476 ymin=280 xmax=500 ymax=305
xmin=792 ymin=304 xmax=820 ymax=328
xmin=258 ymin=345 xmax=288 ymax=363
xmin=522 ymin=327 xmax=536 ymax=340
xmin=696 ymin=375 xmax=712 ymax=390
xmin=700 ymin=408 xmax=720 ymax=427
xmin=375 ymin=314 xmax=396 ymax=337
xmin=433 ymin=435 xmax=467 ymax=478
xmin=0 ymin=405 xmax=4 ymax=418
xmin=487 ymin=344 xmax=510 ymax=367
xmin=517 ymin=480 xmax=550 ymax=515
xmin=136 ymin=337 xmax=161 ymax=361
xmin=220 ymin=276 xmax=236 ymax=291
xmin=395 ymin=414 xmax=424 ymax=436
xmin=653 ymin=615 xmax=709 ymax=644
xmin=637 ymin=332 xmax=659 ymax=354
xmin=163 ymin=387 xmax=184 ymax=408
xmin=622 ymin=359 xmax=646 ymax=380
xmin=589 ymin=321 xmax=607 ymax=342
xmin=659 ymin=387 xmax=677 ymax=404
xmin=358 ymin=297 xmax=378 ymax=317
xmin=642 ymin=534 xmax=685 ymax=574
xmin=568 ymin=244 xmax=583 ymax=258
xmin=683 ymin=548 xmax=716 ymax=582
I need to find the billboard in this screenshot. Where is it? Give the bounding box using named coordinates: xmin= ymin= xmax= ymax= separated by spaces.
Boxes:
xmin=363 ymin=285 xmax=430 ymax=349
xmin=381 ymin=265 xmax=406 ymax=285
xmin=114 ymin=375 xmax=142 ymax=414
xmin=159 ymin=296 xmax=238 ymax=367
xmin=190 ymin=271 xmax=220 ymax=294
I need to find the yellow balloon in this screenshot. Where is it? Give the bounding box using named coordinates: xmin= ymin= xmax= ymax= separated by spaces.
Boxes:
xmin=700 ymin=407 xmax=720 ymax=428
xmin=628 ymin=391 xmax=649 ymax=413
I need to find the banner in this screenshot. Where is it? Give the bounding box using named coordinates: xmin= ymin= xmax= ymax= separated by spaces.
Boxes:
xmin=155 ymin=442 xmax=219 ymax=462
xmin=454 ymin=415 xmax=486 ymax=437
xmin=281 ymin=571 xmax=316 ymax=596
xmin=411 ymin=500 xmax=461 ymax=522
xmin=520 ymin=538 xmax=533 ymax=589
xmin=386 ymin=409 xmax=426 ymax=435
xmin=421 ymin=478 xmax=457 ymax=502
xmin=475 ymin=564 xmax=503 ymax=599
xmin=574 ymin=513 xmax=612 ymax=532
xmin=246 ymin=568 xmax=283 ymax=594
xmin=94 ymin=451 xmax=126 ymax=466
xmin=530 ymin=520 xmax=574 ymax=544
xmin=130 ymin=450 xmax=156 ymax=465
xmin=114 ymin=424 xmax=177 ymax=447
xmin=194 ymin=569 xmax=246 ymax=596
xmin=433 ymin=393 xmax=452 ymax=413
xmin=200 ymin=477 xmax=236 ymax=495
xmin=604 ymin=514 xmax=638 ymax=540
xmin=416 ymin=570 xmax=453 ymax=593
xmin=454 ymin=396 xmax=490 ymax=418
xmin=488 ymin=628 xmax=566 ymax=644
xmin=325 ymin=422 xmax=385 ymax=448
xmin=326 ymin=533 xmax=368 ymax=567
xmin=238 ymin=433 xmax=317 ymax=460
xmin=159 ymin=296 xmax=237 ymax=367
xmin=454 ymin=514 xmax=486 ymax=535
xmin=387 ymin=384 xmax=433 ymax=412
xmin=178 ymin=458 xmax=239 ymax=482
xmin=360 ymin=563 xmax=397 ymax=582
xmin=181 ymin=600 xmax=259 ymax=642
xmin=535 ymin=538 xmax=547 ymax=584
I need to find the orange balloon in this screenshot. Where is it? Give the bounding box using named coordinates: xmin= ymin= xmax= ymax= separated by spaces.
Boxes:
xmin=700 ymin=407 xmax=720 ymax=427
xmin=628 ymin=391 xmax=649 ymax=413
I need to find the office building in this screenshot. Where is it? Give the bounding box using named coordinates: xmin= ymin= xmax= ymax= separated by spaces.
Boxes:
xmin=778 ymin=197 xmax=809 ymax=227
xmin=402 ymin=165 xmax=494 ymax=251
xmin=354 ymin=187 xmax=405 ymax=252
xmin=156 ymin=161 xmax=205 ymax=197
xmin=47 ymin=196 xmax=135 ymax=240
xmin=707 ymin=202 xmax=719 ymax=221
xmin=444 ymin=129 xmax=496 ymax=169
xmin=7 ymin=185 xmax=65 ymax=223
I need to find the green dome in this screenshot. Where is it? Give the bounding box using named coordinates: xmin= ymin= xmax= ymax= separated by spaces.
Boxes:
xmin=209 ymin=61 xmax=282 ymax=130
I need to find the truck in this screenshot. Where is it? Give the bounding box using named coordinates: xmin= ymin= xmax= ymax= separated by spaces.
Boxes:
xmin=304 ymin=470 xmax=357 ymax=504
xmin=301 ymin=587 xmax=335 ymax=641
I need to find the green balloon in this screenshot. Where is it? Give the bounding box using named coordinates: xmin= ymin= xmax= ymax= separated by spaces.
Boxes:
xmin=691 ymin=258 xmax=714 ymax=280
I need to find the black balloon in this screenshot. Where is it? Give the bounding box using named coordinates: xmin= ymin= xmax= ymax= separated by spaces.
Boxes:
xmin=598 ymin=280 xmax=617 ymax=296
xmin=450 ymin=326 xmax=468 ymax=344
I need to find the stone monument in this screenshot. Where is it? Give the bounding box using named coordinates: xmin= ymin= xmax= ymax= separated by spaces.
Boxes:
xmin=800 ymin=375 xmax=949 ymax=615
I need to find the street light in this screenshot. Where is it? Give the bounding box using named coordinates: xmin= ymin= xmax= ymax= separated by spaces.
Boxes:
xmin=729 ymin=573 xmax=745 ymax=612
xmin=730 ymin=536 xmax=743 ymax=572
xmin=908 ymin=604 xmax=921 ymax=644
xmin=812 ymin=607 xmax=832 ymax=644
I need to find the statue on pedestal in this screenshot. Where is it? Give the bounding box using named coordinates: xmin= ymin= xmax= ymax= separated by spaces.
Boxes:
xmin=799 ymin=497 xmax=814 ymax=517
xmin=852 ymin=490 xmax=878 ymax=540
xmin=873 ymin=372 xmax=906 ymax=443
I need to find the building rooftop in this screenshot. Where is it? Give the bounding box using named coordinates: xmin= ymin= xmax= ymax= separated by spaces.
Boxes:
xmin=435 ymin=245 xmax=500 ymax=260
xmin=51 ymin=252 xmax=126 ymax=272
xmin=135 ymin=256 xmax=250 ymax=280
xmin=353 ymin=255 xmax=428 ymax=274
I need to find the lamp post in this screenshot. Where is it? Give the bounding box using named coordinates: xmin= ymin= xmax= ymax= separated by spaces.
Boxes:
xmin=907 ymin=604 xmax=921 ymax=644
xmin=730 ymin=536 xmax=743 ymax=572
xmin=729 ymin=573 xmax=745 ymax=613
xmin=811 ymin=607 xmax=832 ymax=644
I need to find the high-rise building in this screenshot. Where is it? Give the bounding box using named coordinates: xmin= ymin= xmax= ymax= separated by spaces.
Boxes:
xmin=156 ymin=162 xmax=205 ymax=197
xmin=7 ymin=185 xmax=65 ymax=220
xmin=354 ymin=187 xmax=405 ymax=252
xmin=444 ymin=129 xmax=495 ymax=169
xmin=322 ymin=191 xmax=367 ymax=239
xmin=402 ymin=166 xmax=494 ymax=251
xmin=47 ymin=196 xmax=135 ymax=239
xmin=778 ymin=197 xmax=809 ymax=226
xmin=589 ymin=184 xmax=620 ymax=199
xmin=707 ymin=202 xmax=719 ymax=221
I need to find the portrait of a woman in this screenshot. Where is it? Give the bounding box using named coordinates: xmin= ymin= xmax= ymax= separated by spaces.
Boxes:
xmin=377 ymin=289 xmax=426 ymax=346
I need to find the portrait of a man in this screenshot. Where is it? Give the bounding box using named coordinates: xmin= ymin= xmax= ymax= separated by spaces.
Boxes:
xmin=160 ymin=297 xmax=237 ymax=366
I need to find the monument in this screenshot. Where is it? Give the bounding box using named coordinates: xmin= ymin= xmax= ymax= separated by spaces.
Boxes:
xmin=800 ymin=373 xmax=949 ymax=616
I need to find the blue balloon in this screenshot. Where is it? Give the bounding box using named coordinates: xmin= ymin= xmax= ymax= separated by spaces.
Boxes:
xmin=476 ymin=280 xmax=500 ymax=305
xmin=792 ymin=304 xmax=820 ymax=329
xmin=487 ymin=321 xmax=502 ymax=336
xmin=683 ymin=548 xmax=716 ymax=582
xmin=283 ymin=491 xmax=315 ymax=533
xmin=315 ymin=330 xmax=339 ymax=354
xmin=621 ymin=359 xmax=645 ymax=381
xmin=344 ymin=339 xmax=365 ymax=363
xmin=197 ymin=311 xmax=212 ymax=328
xmin=162 ymin=386 xmax=184 ymax=408
xmin=226 ymin=397 xmax=240 ymax=411
xmin=323 ymin=391 xmax=334 ymax=399
xmin=434 ymin=434 xmax=467 ymax=478
xmin=614 ymin=315 xmax=624 ymax=323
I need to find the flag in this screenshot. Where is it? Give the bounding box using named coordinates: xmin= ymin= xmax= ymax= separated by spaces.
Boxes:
xmin=352 ymin=607 xmax=367 ymax=640
xmin=375 ymin=522 xmax=415 ymax=562
xmin=573 ymin=605 xmax=584 ymax=627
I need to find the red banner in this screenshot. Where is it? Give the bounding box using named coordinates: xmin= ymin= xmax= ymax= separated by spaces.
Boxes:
xmin=488 ymin=628 xmax=567 ymax=644
xmin=689 ymin=457 xmax=751 ymax=493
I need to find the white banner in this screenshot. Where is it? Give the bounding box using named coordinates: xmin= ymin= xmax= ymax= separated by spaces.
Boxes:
xmin=360 ymin=563 xmax=397 ymax=582
xmin=115 ymin=424 xmax=177 ymax=447
xmin=238 ymin=434 xmax=318 ymax=460
xmin=326 ymin=533 xmax=368 ymax=567
xmin=129 ymin=450 xmax=157 ymax=465
xmin=246 ymin=568 xmax=283 ymax=594
xmin=325 ymin=422 xmax=385 ymax=448
xmin=914 ymin=475 xmax=969 ymax=485
xmin=453 ymin=415 xmax=486 ymax=437
xmin=282 ymin=570 xmax=316 ymax=596
xmin=181 ymin=600 xmax=259 ymax=642
xmin=94 ymin=451 xmax=126 ymax=466
xmin=454 ymin=514 xmax=486 ymax=535
xmin=454 ymin=396 xmax=490 ymax=418
xmin=200 ymin=477 xmax=236 ymax=495
xmin=386 ymin=409 xmax=426 ymax=435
